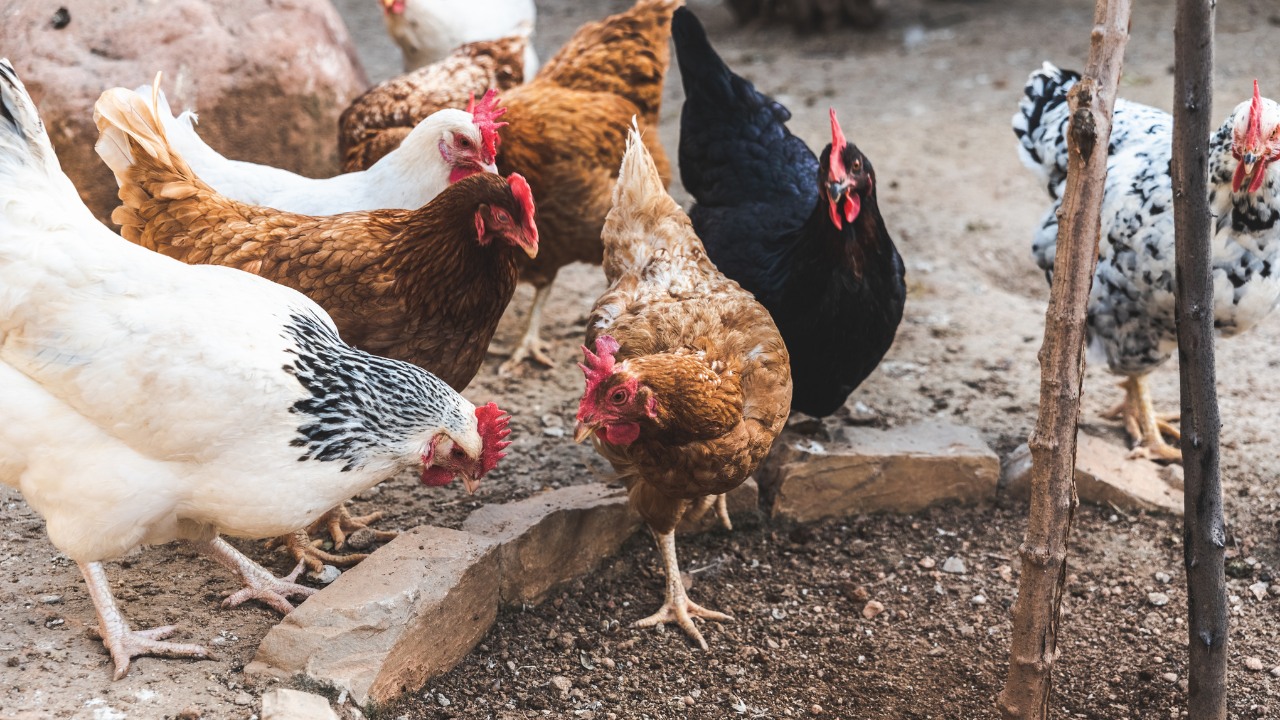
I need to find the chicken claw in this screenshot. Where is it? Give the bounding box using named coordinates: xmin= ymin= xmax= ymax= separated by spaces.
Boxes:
xmin=683 ymin=494 xmax=734 ymax=532
xmin=635 ymin=530 xmax=733 ymax=650
xmin=1103 ymin=375 xmax=1182 ymax=463
xmin=196 ymin=537 xmax=317 ymax=615
xmin=80 ymin=561 xmax=211 ymax=680
xmin=316 ymin=506 xmax=398 ymax=550
xmin=499 ymin=284 xmax=556 ymax=374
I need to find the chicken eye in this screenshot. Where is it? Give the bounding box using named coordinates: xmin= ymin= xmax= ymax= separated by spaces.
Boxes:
xmin=609 ymin=388 xmax=628 ymax=404
xmin=457 ymin=136 xmax=473 ymax=149
xmin=851 ymin=158 xmax=863 ymax=171
xmin=451 ymin=447 xmax=467 ymax=458
xmin=494 ymin=209 xmax=512 ymax=224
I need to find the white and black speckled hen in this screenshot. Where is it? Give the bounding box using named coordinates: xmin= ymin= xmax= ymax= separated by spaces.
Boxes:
xmin=1015 ymin=62 xmax=1280 ymax=461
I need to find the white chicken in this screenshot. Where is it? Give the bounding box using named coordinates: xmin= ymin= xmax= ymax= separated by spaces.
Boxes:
xmin=1015 ymin=62 xmax=1280 ymax=461
xmin=0 ymin=59 xmax=511 ymax=679
xmin=379 ymin=0 xmax=539 ymax=76
xmin=144 ymin=81 xmax=508 ymax=214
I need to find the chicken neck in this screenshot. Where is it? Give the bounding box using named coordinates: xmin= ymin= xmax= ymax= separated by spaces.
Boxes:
xmin=633 ymin=528 xmax=733 ymax=650
xmin=1103 ymin=374 xmax=1182 ymax=462
xmin=80 ymin=561 xmax=211 ymax=680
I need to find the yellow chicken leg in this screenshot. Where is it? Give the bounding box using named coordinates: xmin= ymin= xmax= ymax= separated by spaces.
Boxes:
xmin=1102 ymin=375 xmax=1182 ymax=462
xmin=634 ymin=529 xmax=733 ymax=650
xmin=499 ymin=283 xmax=556 ymax=374
xmin=683 ymin=494 xmax=734 ymax=531
xmin=80 ymin=561 xmax=211 ymax=680
xmin=265 ymin=505 xmax=397 ymax=573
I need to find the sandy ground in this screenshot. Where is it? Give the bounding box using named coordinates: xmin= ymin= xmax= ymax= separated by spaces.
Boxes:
xmin=3 ymin=0 xmax=1280 ymax=718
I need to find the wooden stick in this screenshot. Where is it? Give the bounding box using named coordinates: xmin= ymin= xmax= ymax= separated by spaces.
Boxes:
xmin=1172 ymin=0 xmax=1227 ymax=716
xmin=997 ymin=1 xmax=1130 ymax=717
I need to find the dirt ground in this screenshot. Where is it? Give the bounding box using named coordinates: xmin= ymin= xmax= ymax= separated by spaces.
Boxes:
xmin=4 ymin=0 xmax=1280 ymax=718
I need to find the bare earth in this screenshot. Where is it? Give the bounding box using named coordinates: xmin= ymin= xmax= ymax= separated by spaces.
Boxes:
xmin=3 ymin=0 xmax=1280 ymax=718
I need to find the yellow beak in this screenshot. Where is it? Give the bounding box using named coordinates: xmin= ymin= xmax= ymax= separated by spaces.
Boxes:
xmin=573 ymin=421 xmax=596 ymax=444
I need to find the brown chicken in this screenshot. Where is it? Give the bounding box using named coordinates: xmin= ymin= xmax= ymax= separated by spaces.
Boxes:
xmin=339 ymin=34 xmax=528 ymax=172
xmin=93 ymin=81 xmax=536 ymax=570
xmin=573 ymin=125 xmax=792 ymax=649
xmin=340 ymin=0 xmax=680 ymax=374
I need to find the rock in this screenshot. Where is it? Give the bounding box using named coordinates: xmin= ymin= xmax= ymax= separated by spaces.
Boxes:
xmin=1249 ymin=582 xmax=1269 ymax=601
xmin=1245 ymin=657 xmax=1266 ymax=672
xmin=37 ymin=594 xmax=62 ymax=604
xmin=941 ymin=557 xmax=967 ymax=574
xmin=1147 ymin=592 xmax=1170 ymax=607
xmin=462 ymin=484 xmax=640 ymax=606
xmin=1161 ymin=672 xmax=1178 ymax=683
xmin=763 ymin=421 xmax=999 ymax=521
xmin=861 ymin=600 xmax=885 ymax=619
xmin=1155 ymin=571 xmax=1172 ymax=584
xmin=1002 ymin=435 xmax=1183 ymax=515
xmin=970 ymin=595 xmax=987 ymax=605
xmin=676 ymin=479 xmax=760 ymax=535
xmin=260 ymin=689 xmax=339 ymax=720
xmin=918 ymin=556 xmax=936 ymax=569
xmin=307 ymin=565 xmax=341 ymax=585
xmin=248 ymin=526 xmax=500 ymax=707
xmin=232 ymin=691 xmax=253 ymax=706
xmin=5 ymin=0 xmax=368 ymax=223
xmin=549 ymin=675 xmax=573 ymax=696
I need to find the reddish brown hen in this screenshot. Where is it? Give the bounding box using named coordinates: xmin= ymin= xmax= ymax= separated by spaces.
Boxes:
xmin=340 ymin=0 xmax=680 ymax=374
xmin=574 ymin=125 xmax=791 ymax=650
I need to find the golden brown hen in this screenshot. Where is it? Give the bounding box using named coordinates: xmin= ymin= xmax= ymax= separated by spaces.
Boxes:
xmin=339 ymin=34 xmax=529 ymax=172
xmin=574 ymin=125 xmax=792 ymax=650
xmin=340 ymin=0 xmax=680 ymax=374
xmin=93 ymin=82 xmax=534 ymax=570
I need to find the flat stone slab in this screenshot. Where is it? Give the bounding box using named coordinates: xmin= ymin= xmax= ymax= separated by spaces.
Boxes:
xmin=1002 ymin=434 xmax=1183 ymax=515
xmin=462 ymin=484 xmax=641 ymax=606
xmin=676 ymin=478 xmax=760 ymax=535
xmin=763 ymin=420 xmax=999 ymax=522
xmin=260 ymin=689 xmax=339 ymax=720
xmin=247 ymin=526 xmax=499 ymax=707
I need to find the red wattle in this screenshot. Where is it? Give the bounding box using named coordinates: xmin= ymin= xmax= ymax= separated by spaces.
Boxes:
xmin=601 ymin=422 xmax=640 ymax=445
xmin=844 ymin=193 xmax=862 ymax=224
xmin=420 ymin=465 xmax=455 ymax=487
xmin=450 ymin=165 xmax=480 ymax=184
xmin=828 ymin=200 xmax=843 ymax=230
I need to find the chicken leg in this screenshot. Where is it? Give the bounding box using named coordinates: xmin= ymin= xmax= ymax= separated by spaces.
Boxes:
xmin=79 ymin=561 xmax=211 ymax=680
xmin=1103 ymin=374 xmax=1182 ymax=462
xmin=633 ymin=529 xmax=733 ymax=650
xmin=194 ymin=537 xmax=316 ymax=614
xmin=499 ymin=283 xmax=556 ymax=374
xmin=683 ymin=494 xmax=734 ymax=532
xmin=265 ymin=505 xmax=397 ymax=573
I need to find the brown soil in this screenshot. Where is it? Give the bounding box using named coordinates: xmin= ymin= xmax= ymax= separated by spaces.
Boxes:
xmin=4 ymin=0 xmax=1280 ymax=718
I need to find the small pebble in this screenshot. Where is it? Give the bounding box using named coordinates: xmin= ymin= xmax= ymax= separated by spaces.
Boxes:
xmin=918 ymin=557 xmax=936 ymax=569
xmin=1245 ymin=657 xmax=1265 ymax=672
xmin=1271 ymin=666 xmax=1280 ymax=678
xmin=543 ymin=426 xmax=566 ymax=438
xmin=308 ymin=564 xmax=341 ymax=585
xmin=810 ymin=704 xmax=824 ymax=715
xmin=861 ymin=600 xmax=886 ymax=619
xmin=1147 ymin=592 xmax=1170 ymax=607
xmin=550 ymin=675 xmax=572 ymax=694
xmin=436 ymin=693 xmax=450 ymax=707
xmin=942 ymin=557 xmax=967 ymax=574
xmin=1249 ymin=582 xmax=1269 ymax=601
xmin=682 ymin=695 xmax=695 ymax=706
xmin=38 ymin=594 xmax=62 ymax=605
xmin=1161 ymin=672 xmax=1178 ymax=683
xmin=345 ymin=527 xmax=380 ymax=551
xmin=232 ymin=691 xmax=253 ymax=706
xmin=970 ymin=595 xmax=987 ymax=606
xmin=1155 ymin=572 xmax=1172 ymax=584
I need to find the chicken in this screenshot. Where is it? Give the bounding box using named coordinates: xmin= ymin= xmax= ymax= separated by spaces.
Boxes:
xmin=94 ymin=79 xmax=536 ymax=568
xmin=378 ymin=0 xmax=539 ymax=75
xmin=340 ymin=35 xmax=528 ymax=173
xmin=342 ymin=0 xmax=680 ymax=374
xmin=0 ymin=59 xmax=510 ymax=679
xmin=146 ymin=79 xmax=508 ymax=215
xmin=1015 ymin=62 xmax=1280 ymax=461
xmin=674 ymin=7 xmax=905 ymax=419
xmin=573 ymin=124 xmax=791 ymax=649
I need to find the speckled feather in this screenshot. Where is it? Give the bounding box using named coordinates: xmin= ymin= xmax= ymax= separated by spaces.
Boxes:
xmin=95 ymin=87 xmax=530 ymax=392
xmin=586 ymin=127 xmax=791 ymax=533
xmin=1015 ymin=62 xmax=1280 ymax=376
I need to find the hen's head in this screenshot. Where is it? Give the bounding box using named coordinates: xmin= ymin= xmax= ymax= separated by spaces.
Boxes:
xmin=420 ymin=402 xmax=512 ymax=493
xmin=420 ymin=95 xmax=506 ymax=184
xmin=379 ymin=0 xmax=406 ymax=15
xmin=1229 ymin=81 xmax=1280 ymax=194
xmin=467 ymin=90 xmax=508 ymax=168
xmin=574 ymin=336 xmax=657 ymax=446
xmin=820 ymin=109 xmax=875 ymax=230
xmin=473 ymin=173 xmax=539 ymax=257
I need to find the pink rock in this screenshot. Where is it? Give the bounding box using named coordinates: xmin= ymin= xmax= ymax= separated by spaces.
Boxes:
xmin=5 ymin=0 xmax=368 ymax=222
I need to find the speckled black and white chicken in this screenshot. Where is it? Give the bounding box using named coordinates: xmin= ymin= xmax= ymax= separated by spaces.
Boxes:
xmin=1015 ymin=62 xmax=1280 ymax=461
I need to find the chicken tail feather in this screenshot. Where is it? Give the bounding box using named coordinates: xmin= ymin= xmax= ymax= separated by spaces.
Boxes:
xmin=0 ymin=58 xmax=63 ymax=185
xmin=1012 ymin=61 xmax=1080 ymax=188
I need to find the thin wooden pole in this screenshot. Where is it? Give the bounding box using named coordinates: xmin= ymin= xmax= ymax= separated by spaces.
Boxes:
xmin=1171 ymin=0 xmax=1227 ymax=716
xmin=998 ymin=1 xmax=1131 ymax=717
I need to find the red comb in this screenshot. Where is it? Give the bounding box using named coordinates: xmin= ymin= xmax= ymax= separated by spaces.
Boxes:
xmin=829 ymin=108 xmax=848 ymax=182
xmin=475 ymin=402 xmax=512 ymax=477
xmin=506 ymin=173 xmax=539 ymax=245
xmin=467 ymin=89 xmax=508 ymax=164
xmin=1245 ymin=79 xmax=1265 ymax=148
xmin=578 ymin=335 xmax=620 ymax=388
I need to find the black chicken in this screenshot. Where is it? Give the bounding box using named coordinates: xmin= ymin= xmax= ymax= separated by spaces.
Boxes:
xmin=672 ymin=7 xmax=906 ymax=418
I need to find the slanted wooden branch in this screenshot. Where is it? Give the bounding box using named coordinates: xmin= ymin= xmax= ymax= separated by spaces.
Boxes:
xmin=1171 ymin=0 xmax=1227 ymax=716
xmin=998 ymin=1 xmax=1130 ymax=718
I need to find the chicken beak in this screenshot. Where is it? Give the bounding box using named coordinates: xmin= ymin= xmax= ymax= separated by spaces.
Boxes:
xmin=519 ymin=234 xmax=539 ymax=259
xmin=461 ymin=472 xmax=481 ymax=495
xmin=573 ymin=421 xmax=597 ymax=444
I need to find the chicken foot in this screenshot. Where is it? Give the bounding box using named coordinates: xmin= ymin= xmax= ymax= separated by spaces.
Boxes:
xmin=79 ymin=561 xmax=211 ymax=680
xmin=682 ymin=494 xmax=734 ymax=531
xmin=633 ymin=529 xmax=733 ymax=650
xmin=265 ymin=505 xmax=397 ymax=573
xmin=1102 ymin=375 xmax=1182 ymax=462
xmin=499 ymin=283 xmax=556 ymax=374
xmin=194 ymin=537 xmax=316 ymax=614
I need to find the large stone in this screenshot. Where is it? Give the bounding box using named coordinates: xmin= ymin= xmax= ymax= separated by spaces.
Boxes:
xmin=247 ymin=526 xmax=499 ymax=707
xmin=260 ymin=689 xmax=339 ymax=720
xmin=1001 ymin=434 xmax=1183 ymax=515
xmin=676 ymin=478 xmax=760 ymax=535
xmin=5 ymin=0 xmax=368 ymax=222
xmin=462 ymin=484 xmax=641 ymax=606
xmin=763 ymin=421 xmax=999 ymax=522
